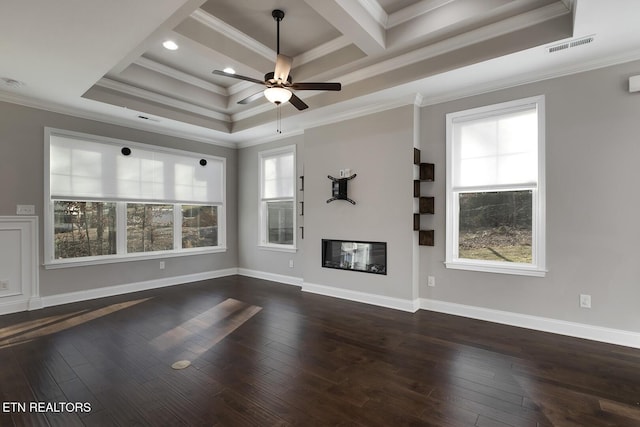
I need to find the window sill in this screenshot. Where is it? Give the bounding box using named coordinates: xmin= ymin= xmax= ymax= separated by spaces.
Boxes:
xmin=258 ymin=244 xmax=297 ymax=253
xmin=445 ymin=260 xmax=546 ymax=277
xmin=44 ymin=247 xmax=227 ymax=269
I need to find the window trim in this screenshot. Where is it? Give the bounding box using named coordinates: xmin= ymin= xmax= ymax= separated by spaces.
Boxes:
xmin=445 ymin=96 xmax=546 ymax=277
xmin=258 ymin=145 xmax=297 ymax=251
xmin=44 ymin=128 xmax=227 ymax=268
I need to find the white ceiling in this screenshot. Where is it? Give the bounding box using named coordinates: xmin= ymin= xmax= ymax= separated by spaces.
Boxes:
xmin=1 ymin=0 xmax=640 ymax=148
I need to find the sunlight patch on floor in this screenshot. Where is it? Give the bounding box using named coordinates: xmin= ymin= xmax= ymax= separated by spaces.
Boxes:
xmin=0 ymin=297 xmax=153 ymax=348
xmin=151 ymin=298 xmax=262 ymax=357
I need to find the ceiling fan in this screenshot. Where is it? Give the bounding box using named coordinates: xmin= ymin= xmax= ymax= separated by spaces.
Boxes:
xmin=212 ymin=9 xmax=341 ymax=111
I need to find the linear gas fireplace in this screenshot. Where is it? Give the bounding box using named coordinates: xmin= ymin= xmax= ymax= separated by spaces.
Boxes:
xmin=322 ymin=239 xmax=387 ymax=275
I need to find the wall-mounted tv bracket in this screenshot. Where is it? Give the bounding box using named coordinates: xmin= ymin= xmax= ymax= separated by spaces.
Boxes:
xmin=327 ymin=174 xmax=357 ymax=204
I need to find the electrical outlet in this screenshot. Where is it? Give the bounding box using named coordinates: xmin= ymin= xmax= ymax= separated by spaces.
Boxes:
xmin=427 ymin=276 xmax=435 ymax=287
xmin=580 ymin=294 xmax=591 ymax=308
xmin=0 ymin=280 xmax=8 ymax=291
xmin=159 ymin=261 xmax=165 ymax=270
xmin=289 ymin=259 xmax=294 ymax=268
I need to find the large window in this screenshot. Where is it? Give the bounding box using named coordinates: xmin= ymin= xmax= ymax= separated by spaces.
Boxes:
xmin=45 ymin=129 xmax=226 ymax=266
xmin=259 ymin=146 xmax=296 ymax=250
xmin=445 ymin=96 xmax=546 ymax=276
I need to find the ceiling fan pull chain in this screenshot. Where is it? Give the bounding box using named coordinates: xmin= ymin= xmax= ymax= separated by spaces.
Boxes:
xmin=276 ymin=103 xmax=282 ymax=134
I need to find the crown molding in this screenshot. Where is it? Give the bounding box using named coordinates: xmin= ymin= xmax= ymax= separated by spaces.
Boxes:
xmin=96 ymin=78 xmax=231 ymax=123
xmin=235 ymin=128 xmax=305 ymax=149
xmin=190 ymin=9 xmax=274 ymax=61
xmin=0 ymin=91 xmax=237 ymax=148
xmin=134 ymin=57 xmax=228 ymax=96
xmin=418 ymin=47 xmax=640 ymax=108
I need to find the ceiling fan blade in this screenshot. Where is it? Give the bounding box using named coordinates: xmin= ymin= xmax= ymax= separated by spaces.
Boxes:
xmin=288 ymin=93 xmax=308 ymax=111
xmin=238 ymin=91 xmax=265 ymax=105
xmin=212 ymin=70 xmax=264 ymax=85
xmin=290 ymin=82 xmax=341 ymax=91
xmin=274 ymin=54 xmax=292 ymax=83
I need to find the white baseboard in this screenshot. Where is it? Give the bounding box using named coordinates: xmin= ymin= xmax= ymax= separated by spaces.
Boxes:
xmin=302 ymin=281 xmax=419 ymax=313
xmin=0 ymin=296 xmax=44 ymax=315
xmin=237 ymin=268 xmax=303 ymax=287
xmin=420 ymin=298 xmax=640 ymax=349
xmin=39 ymin=268 xmax=238 ymax=308
xmin=0 ymin=299 xmax=30 ymax=315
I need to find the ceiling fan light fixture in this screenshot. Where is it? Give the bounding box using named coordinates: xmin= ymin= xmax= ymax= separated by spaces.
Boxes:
xmin=222 ymin=67 xmax=235 ymax=74
xmin=264 ymin=87 xmax=292 ymax=104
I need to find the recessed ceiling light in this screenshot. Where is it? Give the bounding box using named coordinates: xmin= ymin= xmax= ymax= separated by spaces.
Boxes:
xmin=223 ymin=67 xmax=236 ymax=74
xmin=162 ymin=40 xmax=179 ymax=50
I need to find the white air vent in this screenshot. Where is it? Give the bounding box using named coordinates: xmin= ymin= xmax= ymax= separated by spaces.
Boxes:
xmin=548 ymin=35 xmax=594 ymax=53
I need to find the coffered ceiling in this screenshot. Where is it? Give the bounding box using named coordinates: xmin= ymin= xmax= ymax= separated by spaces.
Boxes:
xmin=2 ymin=1 xmax=640 ymax=147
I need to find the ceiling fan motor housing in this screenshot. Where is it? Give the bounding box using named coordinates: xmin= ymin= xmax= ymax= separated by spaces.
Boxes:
xmin=264 ymin=71 xmax=292 ymax=86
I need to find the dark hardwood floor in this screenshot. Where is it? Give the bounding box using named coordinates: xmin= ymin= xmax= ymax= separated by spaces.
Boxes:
xmin=1 ymin=275 xmax=640 ymax=426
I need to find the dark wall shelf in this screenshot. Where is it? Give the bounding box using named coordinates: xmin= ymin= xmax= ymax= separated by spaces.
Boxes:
xmin=419 ymin=230 xmax=434 ymax=247
xmin=413 ymin=149 xmax=435 ymax=246
xmin=419 ymin=163 xmax=434 ymax=181
xmin=299 ymin=175 xmax=304 ymax=239
xmin=419 ymin=197 xmax=434 ymax=214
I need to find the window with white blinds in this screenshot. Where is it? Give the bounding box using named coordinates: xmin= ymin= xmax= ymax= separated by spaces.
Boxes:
xmin=45 ymin=129 xmax=226 ymax=267
xmin=259 ymin=146 xmax=296 ymax=250
xmin=49 ymin=134 xmax=224 ymax=204
xmin=261 ymin=150 xmax=294 ymax=200
xmin=451 ymin=106 xmax=538 ymax=191
xmin=446 ymin=96 xmax=546 ymax=277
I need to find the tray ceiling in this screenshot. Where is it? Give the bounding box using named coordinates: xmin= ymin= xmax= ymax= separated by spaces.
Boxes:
xmin=2 ymin=1 xmax=640 ymax=146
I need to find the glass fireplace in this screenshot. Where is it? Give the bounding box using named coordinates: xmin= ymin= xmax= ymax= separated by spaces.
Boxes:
xmin=322 ymin=239 xmax=387 ymax=275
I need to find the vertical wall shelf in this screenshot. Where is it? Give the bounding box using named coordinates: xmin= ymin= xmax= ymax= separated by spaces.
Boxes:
xmin=413 ymin=148 xmax=435 ymax=246
xmin=299 ymin=175 xmax=304 ymax=239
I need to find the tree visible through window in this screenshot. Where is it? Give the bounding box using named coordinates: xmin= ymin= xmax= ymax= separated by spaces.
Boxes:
xmin=458 ymin=190 xmax=532 ymax=263
xmin=54 ymin=201 xmax=116 ymax=259
xmin=127 ymin=204 xmax=174 ymax=253
xmin=446 ymin=96 xmax=546 ymax=276
xmin=182 ymin=205 xmax=218 ymax=248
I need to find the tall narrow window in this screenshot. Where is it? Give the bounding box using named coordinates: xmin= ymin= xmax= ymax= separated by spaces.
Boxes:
xmin=446 ymin=96 xmax=546 ymax=276
xmin=259 ymin=146 xmax=296 ymax=249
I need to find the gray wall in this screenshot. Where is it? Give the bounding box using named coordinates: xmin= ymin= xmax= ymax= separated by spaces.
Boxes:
xmin=420 ymin=59 xmax=640 ymax=332
xmin=0 ymin=101 xmax=237 ymax=297
xmin=4 ymin=57 xmax=640 ymax=336
xmin=237 ymin=134 xmax=304 ymax=278
xmin=303 ymin=106 xmax=416 ymax=300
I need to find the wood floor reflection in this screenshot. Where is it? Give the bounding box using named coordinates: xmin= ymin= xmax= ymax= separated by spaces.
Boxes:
xmin=1 ymin=275 xmax=639 ymax=426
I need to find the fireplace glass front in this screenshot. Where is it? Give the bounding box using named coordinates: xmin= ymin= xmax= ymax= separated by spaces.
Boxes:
xmin=322 ymin=239 xmax=386 ymax=275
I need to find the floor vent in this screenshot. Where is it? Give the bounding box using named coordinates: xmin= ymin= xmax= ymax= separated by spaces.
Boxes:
xmin=548 ymin=35 xmax=594 ymax=53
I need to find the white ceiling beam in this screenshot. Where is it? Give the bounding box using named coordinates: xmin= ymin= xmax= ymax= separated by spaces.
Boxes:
xmin=387 ymin=0 xmax=456 ymax=28
xmin=190 ymin=9 xmax=275 ymax=61
xmin=304 ymin=0 xmax=386 ymax=55
xmin=357 ymin=0 xmax=388 ymax=28
xmin=386 ymin=0 xmax=533 ymax=49
xmin=95 ymin=78 xmax=231 ymax=122
xmin=134 ymin=57 xmax=228 ymax=96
